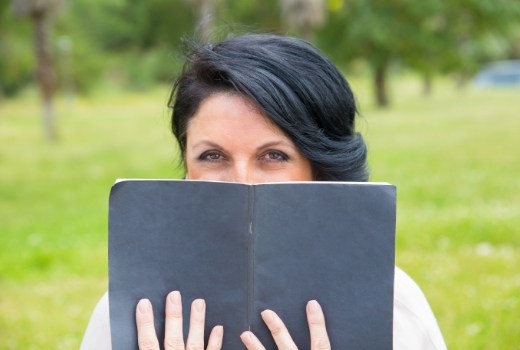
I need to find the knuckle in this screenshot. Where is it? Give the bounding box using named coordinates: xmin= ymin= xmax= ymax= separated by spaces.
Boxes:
xmin=308 ymin=318 xmax=324 ymax=326
xmin=207 ymin=342 xmax=222 ymax=350
xmin=269 ymin=324 xmax=284 ymax=336
xmin=138 ymin=336 xmax=159 ymax=350
xmin=191 ymin=315 xmax=205 ymax=324
xmin=164 ymin=336 xmax=184 ymax=349
xmin=165 ymin=306 xmax=183 ymax=318
xmin=138 ymin=319 xmax=156 ymax=329
xmin=165 ymin=312 xmax=183 ymax=321
xmin=307 ymin=314 xmax=324 ymax=325
xmin=186 ymin=342 xmax=204 ymax=350
xmin=313 ymin=338 xmax=331 ymax=349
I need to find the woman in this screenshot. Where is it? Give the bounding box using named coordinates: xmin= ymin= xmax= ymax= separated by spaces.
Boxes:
xmin=81 ymin=34 xmax=447 ymax=350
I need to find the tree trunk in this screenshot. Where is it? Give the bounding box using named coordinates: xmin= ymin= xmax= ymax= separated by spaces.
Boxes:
xmin=422 ymin=74 xmax=432 ymax=97
xmin=32 ymin=10 xmax=57 ymax=141
xmin=300 ymin=22 xmax=313 ymax=42
xmin=374 ymin=63 xmax=389 ymax=108
xmin=196 ymin=0 xmax=216 ymax=41
xmin=454 ymin=74 xmax=469 ymax=91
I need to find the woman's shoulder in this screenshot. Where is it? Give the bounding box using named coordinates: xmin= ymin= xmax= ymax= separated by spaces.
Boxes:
xmin=80 ymin=292 xmax=112 ymax=350
xmin=393 ymin=266 xmax=447 ymax=350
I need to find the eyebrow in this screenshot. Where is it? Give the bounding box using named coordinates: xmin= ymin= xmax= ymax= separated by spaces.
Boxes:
xmin=257 ymin=140 xmax=297 ymax=150
xmin=190 ymin=140 xmax=297 ymax=151
xmin=191 ymin=140 xmax=223 ymax=150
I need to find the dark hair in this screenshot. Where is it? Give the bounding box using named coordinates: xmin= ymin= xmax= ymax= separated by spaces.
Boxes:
xmin=169 ymin=34 xmax=368 ymax=181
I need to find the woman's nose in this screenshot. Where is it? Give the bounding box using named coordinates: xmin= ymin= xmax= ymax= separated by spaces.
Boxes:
xmin=229 ymin=162 xmax=255 ymax=184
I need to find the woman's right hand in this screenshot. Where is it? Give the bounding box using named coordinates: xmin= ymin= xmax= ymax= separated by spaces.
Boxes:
xmin=240 ymin=300 xmax=331 ymax=350
xmin=135 ymin=291 xmax=223 ymax=350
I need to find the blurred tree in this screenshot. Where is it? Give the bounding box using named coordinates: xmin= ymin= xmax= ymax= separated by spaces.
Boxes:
xmin=0 ymin=1 xmax=34 ymax=99
xmin=508 ymin=26 xmax=520 ymax=59
xmin=319 ymin=0 xmax=520 ymax=107
xmin=438 ymin=0 xmax=520 ymax=87
xmin=61 ymin=0 xmax=196 ymax=89
xmin=186 ymin=0 xmax=219 ymax=40
xmin=280 ymin=0 xmax=326 ymax=41
xmin=319 ymin=0 xmax=428 ymax=106
xmin=2 ymin=0 xmax=284 ymax=96
xmin=221 ymin=0 xmax=281 ymax=33
xmin=66 ymin=0 xmax=194 ymax=51
xmin=11 ymin=0 xmax=63 ymax=141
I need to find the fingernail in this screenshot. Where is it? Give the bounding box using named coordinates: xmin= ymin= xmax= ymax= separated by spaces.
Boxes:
xmin=214 ymin=325 xmax=223 ymax=337
xmin=308 ymin=300 xmax=321 ymax=313
xmin=194 ymin=299 xmax=205 ymax=312
xmin=169 ymin=291 xmax=181 ymax=305
xmin=138 ymin=299 xmax=150 ymax=314
xmin=240 ymin=331 xmax=253 ymax=346
xmin=261 ymin=309 xmax=274 ymax=323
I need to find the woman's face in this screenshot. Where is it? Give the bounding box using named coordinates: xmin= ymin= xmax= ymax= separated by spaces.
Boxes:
xmin=185 ymin=93 xmax=313 ymax=184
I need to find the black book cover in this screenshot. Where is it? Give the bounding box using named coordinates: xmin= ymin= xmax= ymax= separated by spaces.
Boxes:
xmin=108 ymin=180 xmax=396 ymax=349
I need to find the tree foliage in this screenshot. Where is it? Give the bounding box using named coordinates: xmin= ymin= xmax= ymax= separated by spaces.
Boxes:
xmin=319 ymin=0 xmax=520 ymax=106
xmin=2 ymin=0 xmax=519 ymax=106
xmin=0 ymin=1 xmax=34 ymax=97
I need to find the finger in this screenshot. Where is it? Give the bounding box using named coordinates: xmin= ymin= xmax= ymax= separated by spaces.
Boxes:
xmin=261 ymin=309 xmax=298 ymax=350
xmin=164 ymin=291 xmax=185 ymax=350
xmin=206 ymin=325 xmax=223 ymax=350
xmin=307 ymin=300 xmax=331 ymax=350
xmin=136 ymin=299 xmax=160 ymax=350
xmin=186 ymin=299 xmax=206 ymax=350
xmin=240 ymin=331 xmax=266 ymax=350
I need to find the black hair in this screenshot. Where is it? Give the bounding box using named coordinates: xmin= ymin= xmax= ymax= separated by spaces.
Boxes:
xmin=169 ymin=34 xmax=368 ymax=181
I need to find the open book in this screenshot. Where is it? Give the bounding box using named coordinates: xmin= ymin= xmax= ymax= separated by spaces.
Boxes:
xmin=108 ymin=180 xmax=396 ymax=349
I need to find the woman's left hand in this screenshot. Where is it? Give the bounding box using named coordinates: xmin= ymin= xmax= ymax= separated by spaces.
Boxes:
xmin=240 ymin=300 xmax=331 ymax=350
xmin=135 ymin=291 xmax=223 ymax=350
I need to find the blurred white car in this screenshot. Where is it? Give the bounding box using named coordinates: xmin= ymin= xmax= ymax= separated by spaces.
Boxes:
xmin=473 ymin=60 xmax=520 ymax=87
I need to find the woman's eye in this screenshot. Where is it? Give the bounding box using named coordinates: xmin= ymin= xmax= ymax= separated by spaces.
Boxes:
xmin=199 ymin=151 xmax=225 ymax=162
xmin=262 ymin=151 xmax=289 ymax=162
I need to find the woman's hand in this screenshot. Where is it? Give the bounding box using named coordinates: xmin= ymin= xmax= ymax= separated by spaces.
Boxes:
xmin=136 ymin=292 xmax=330 ymax=350
xmin=135 ymin=291 xmax=223 ymax=350
xmin=240 ymin=300 xmax=331 ymax=350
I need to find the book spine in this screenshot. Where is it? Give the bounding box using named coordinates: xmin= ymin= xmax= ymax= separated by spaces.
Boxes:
xmin=247 ymin=185 xmax=255 ymax=329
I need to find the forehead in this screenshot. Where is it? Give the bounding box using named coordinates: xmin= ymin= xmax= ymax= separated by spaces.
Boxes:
xmin=186 ymin=93 xmax=287 ymax=140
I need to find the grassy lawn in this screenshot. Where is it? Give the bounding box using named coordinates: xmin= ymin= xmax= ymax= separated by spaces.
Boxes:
xmin=1 ymin=78 xmax=519 ymax=349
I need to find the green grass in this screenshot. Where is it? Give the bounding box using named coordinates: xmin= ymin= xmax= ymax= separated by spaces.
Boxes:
xmin=1 ymin=78 xmax=519 ymax=349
